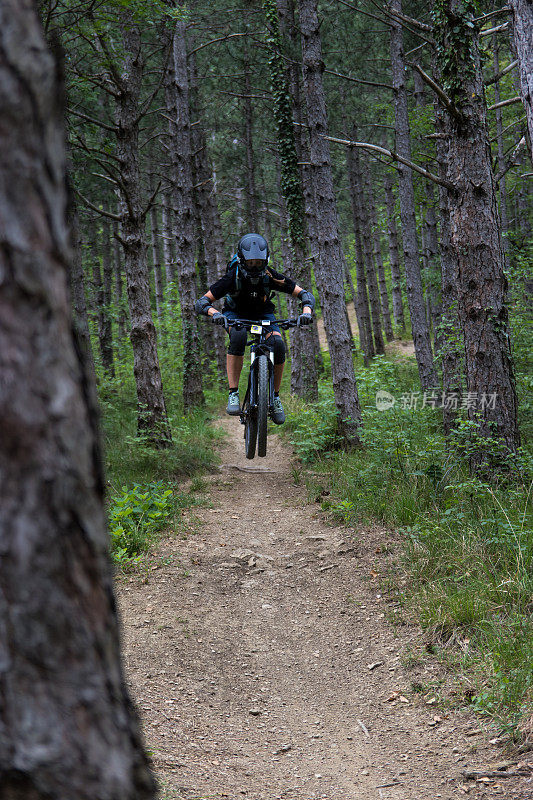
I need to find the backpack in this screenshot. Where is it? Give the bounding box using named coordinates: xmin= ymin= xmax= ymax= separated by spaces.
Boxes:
xmin=224 ymin=253 xmax=271 ymax=309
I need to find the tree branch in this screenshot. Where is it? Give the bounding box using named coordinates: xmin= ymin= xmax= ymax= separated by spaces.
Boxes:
xmin=408 ymin=63 xmax=461 ymax=119
xmin=485 ymin=58 xmax=518 ymax=86
xmin=142 ymin=179 xmax=161 ymax=218
xmin=488 ymin=95 xmax=521 ymax=111
xmin=324 ymin=67 xmax=394 ymax=91
xmin=319 ymin=131 xmax=455 ymax=190
xmin=480 ymin=22 xmax=509 ymax=36
xmin=188 ymin=32 xmax=257 ymax=56
xmin=68 ymin=107 xmax=118 ymax=133
xmin=495 ymin=136 xmax=527 ymax=182
xmin=75 ymin=189 xmax=122 ymax=221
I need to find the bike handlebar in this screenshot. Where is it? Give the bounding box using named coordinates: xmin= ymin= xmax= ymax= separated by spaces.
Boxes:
xmin=228 ymin=318 xmax=303 ymax=331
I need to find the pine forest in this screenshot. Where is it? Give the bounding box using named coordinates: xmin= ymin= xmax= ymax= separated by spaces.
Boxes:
xmin=0 ymin=0 xmax=532 ymax=797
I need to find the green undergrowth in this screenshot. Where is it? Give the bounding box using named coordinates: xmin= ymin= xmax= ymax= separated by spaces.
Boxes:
xmin=282 ymin=347 xmax=532 ymax=733
xmin=97 ymin=353 xmax=226 ymax=571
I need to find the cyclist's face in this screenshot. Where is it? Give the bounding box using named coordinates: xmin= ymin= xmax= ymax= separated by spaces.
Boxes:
xmin=245 ymin=259 xmax=265 ymax=271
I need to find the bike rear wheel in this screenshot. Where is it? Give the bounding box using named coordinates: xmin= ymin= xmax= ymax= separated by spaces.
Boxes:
xmin=243 ymin=388 xmax=257 ymax=460
xmin=257 ymin=355 xmax=269 ymax=458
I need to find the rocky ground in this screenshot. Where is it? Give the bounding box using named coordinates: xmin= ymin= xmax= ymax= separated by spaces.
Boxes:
xmin=116 ymin=415 xmax=532 ymax=800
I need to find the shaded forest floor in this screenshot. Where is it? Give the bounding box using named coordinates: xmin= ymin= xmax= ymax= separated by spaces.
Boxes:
xmin=116 ymin=415 xmax=531 ymax=800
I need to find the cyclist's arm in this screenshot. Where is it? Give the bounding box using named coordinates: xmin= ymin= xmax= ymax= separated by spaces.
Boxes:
xmin=195 ymin=271 xmax=235 ymax=317
xmin=293 ymin=284 xmax=314 ymax=316
xmin=204 ymin=290 xmax=218 ymax=317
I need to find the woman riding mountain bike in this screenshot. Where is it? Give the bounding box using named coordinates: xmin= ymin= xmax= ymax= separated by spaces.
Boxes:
xmin=194 ymin=232 xmax=315 ymax=424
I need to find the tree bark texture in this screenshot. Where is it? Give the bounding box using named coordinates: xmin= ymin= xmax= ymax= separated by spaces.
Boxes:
xmin=68 ymin=202 xmax=97 ymax=384
xmin=383 ymin=169 xmax=405 ymax=331
xmin=299 ymin=0 xmax=362 ymax=441
xmin=351 ymin=139 xmax=384 ymax=355
xmin=436 ymin=106 xmax=462 ymax=436
xmin=101 ymin=218 xmax=115 ymax=375
xmin=390 ymin=0 xmax=438 ymax=388
xmin=265 ymin=0 xmax=318 ymax=400
xmin=161 ymin=191 xmax=176 ymax=286
xmin=165 ymin=21 xmax=204 ymax=409
xmin=0 ymin=3 xmax=157 ymax=797
xmin=243 ymin=37 xmax=259 ymax=230
xmin=190 ymin=94 xmax=227 ymax=378
xmin=364 ymin=162 xmax=394 ymax=342
xmin=435 ymin=2 xmax=520 ymax=457
xmin=346 ymin=145 xmax=374 ymax=363
xmin=492 ymin=35 xmax=511 ymax=270
xmin=148 ymin=173 xmax=165 ymax=324
xmin=509 ymin=0 xmax=533 ymax=162
xmin=112 ymin=218 xmax=127 ymax=341
xmin=116 ymin=17 xmax=171 ymax=444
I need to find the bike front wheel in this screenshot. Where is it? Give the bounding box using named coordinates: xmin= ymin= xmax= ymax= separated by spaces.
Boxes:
xmin=256 ymin=354 xmax=269 ymax=457
xmin=243 ymin=388 xmax=257 ymax=460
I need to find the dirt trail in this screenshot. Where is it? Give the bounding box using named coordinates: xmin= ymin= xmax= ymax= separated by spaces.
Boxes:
xmin=316 ymin=304 xmax=416 ymax=359
xmin=117 ymin=418 xmax=528 ymax=800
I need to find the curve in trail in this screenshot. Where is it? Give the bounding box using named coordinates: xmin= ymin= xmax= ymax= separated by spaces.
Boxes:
xmin=117 ymin=416 xmax=517 ymax=800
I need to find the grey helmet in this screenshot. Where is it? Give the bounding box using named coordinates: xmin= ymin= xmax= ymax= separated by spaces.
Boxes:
xmin=237 ymin=233 xmax=269 ymax=285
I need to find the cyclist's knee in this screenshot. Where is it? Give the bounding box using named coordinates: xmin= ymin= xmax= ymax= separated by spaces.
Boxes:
xmin=271 ymin=334 xmax=286 ymax=365
xmin=228 ymin=326 xmax=247 ymax=356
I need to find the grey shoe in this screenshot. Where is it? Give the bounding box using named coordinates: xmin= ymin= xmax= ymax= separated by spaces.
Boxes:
xmin=271 ymin=395 xmax=285 ymax=425
xmin=226 ymin=391 xmax=240 ymax=416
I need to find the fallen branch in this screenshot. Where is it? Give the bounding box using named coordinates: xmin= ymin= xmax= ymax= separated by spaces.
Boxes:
xmin=463 ymin=768 xmax=531 ymax=780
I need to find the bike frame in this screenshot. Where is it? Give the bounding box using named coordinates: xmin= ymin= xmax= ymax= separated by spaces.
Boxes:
xmin=226 ymin=318 xmax=298 ymax=425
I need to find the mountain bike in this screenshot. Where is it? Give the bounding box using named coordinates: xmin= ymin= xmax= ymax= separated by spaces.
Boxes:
xmin=230 ymin=317 xmax=300 ymax=460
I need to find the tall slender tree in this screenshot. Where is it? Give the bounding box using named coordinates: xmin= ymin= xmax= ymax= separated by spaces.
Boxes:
xmin=299 ymin=0 xmax=362 ymax=442
xmin=164 ymin=20 xmax=204 ymax=409
xmin=390 ymin=0 xmax=438 ymax=388
xmin=0 ymin=2 xmax=157 ymax=794
xmin=433 ymin=0 xmax=520 ymax=459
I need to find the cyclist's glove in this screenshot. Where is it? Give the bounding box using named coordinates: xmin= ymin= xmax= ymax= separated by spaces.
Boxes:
xmin=297 ymin=313 xmax=313 ymax=327
xmin=211 ymin=311 xmax=228 ymax=328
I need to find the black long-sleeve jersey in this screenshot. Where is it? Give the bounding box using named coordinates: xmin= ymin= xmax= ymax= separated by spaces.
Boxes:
xmin=209 ymin=265 xmax=296 ymax=317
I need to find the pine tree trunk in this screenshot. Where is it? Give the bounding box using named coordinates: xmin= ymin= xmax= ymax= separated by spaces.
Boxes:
xmin=68 ymin=200 xmax=97 ymax=383
xmin=390 ymin=0 xmax=438 ymax=388
xmin=364 ymin=163 xmax=394 ymax=342
xmin=116 ymin=16 xmax=171 ymax=445
xmin=112 ymin=218 xmax=127 ymax=340
xmin=189 ymin=61 xmax=227 ymax=379
xmin=89 ymin=220 xmax=107 ymax=369
xmin=165 ymin=21 xmax=204 ymax=409
xmin=509 ymin=0 xmax=533 ymax=162
xmin=0 ymin=4 xmax=157 ymax=796
xmin=435 ymin=2 xmax=520 ymax=460
xmin=101 ymin=218 xmax=115 ymax=375
xmin=353 ymin=145 xmax=384 ymax=355
xmin=265 ymin=0 xmax=318 ymax=400
xmin=383 ymin=169 xmax=405 ymax=332
xmin=346 ymin=144 xmax=374 ymax=363
xmin=161 ymin=191 xmax=176 ymax=286
xmin=493 ymin=35 xmax=511 ymax=269
xmin=299 ymin=0 xmax=362 ymax=442
xmin=148 ymin=173 xmax=165 ymax=325
xmin=243 ymin=37 xmax=259 ymax=230
xmin=436 ymin=105 xmax=462 ymax=436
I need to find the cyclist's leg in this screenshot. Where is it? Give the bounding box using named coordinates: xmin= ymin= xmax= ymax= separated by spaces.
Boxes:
xmin=224 ymin=310 xmax=246 ymax=393
xmin=264 ymin=315 xmax=285 ymax=393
